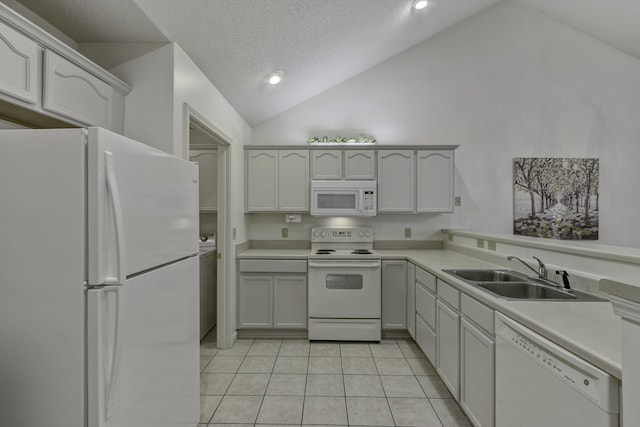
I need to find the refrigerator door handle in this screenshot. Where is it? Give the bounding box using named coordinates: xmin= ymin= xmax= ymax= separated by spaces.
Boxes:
xmin=104 ymin=151 xmax=125 ymax=285
xmin=88 ymin=286 xmax=123 ymax=427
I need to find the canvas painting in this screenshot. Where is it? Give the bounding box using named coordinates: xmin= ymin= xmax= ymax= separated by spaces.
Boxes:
xmin=513 ymin=158 xmax=599 ymax=240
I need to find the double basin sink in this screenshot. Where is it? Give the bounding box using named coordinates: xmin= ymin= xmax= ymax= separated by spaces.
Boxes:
xmin=442 ymin=269 xmax=607 ymax=301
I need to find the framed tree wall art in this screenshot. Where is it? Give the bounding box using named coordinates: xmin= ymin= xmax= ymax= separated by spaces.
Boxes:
xmin=513 ymin=157 xmax=599 ymax=240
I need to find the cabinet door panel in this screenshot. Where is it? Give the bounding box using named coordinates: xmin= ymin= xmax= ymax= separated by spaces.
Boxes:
xmin=190 ymin=149 xmax=218 ymax=211
xmin=416 ymin=282 xmax=436 ymax=329
xmin=0 ymin=20 xmax=39 ymax=104
xmin=238 ymin=275 xmax=273 ymax=328
xmin=382 ymin=260 xmax=407 ymax=329
xmin=377 ymin=150 xmax=415 ymax=212
xmin=436 ymin=300 xmax=460 ymax=400
xmin=344 ymin=150 xmax=375 ymax=179
xmin=416 ymin=313 xmax=436 ymax=366
xmin=311 ymin=150 xmax=342 ymax=179
xmin=246 ymin=150 xmax=278 ymax=211
xmin=417 ymin=150 xmax=454 ymax=213
xmin=279 ymin=150 xmax=309 ymax=211
xmin=274 ymin=275 xmax=307 ymax=328
xmin=43 ymin=50 xmax=113 ymax=128
xmin=406 ymin=263 xmax=416 ymax=339
xmin=460 ymin=318 xmax=495 ymax=427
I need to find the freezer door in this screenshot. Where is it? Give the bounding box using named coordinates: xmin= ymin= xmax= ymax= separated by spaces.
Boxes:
xmin=87 ymin=127 xmax=199 ymax=284
xmin=87 ymin=257 xmax=200 ymax=427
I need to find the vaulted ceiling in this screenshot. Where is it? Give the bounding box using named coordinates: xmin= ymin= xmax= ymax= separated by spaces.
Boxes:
xmin=7 ymin=0 xmax=640 ymax=126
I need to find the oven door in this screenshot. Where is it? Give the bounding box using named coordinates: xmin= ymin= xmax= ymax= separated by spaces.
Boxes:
xmin=308 ymin=259 xmax=381 ymax=318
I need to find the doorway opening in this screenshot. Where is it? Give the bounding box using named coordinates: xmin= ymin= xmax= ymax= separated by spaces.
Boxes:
xmin=184 ymin=104 xmax=232 ymax=350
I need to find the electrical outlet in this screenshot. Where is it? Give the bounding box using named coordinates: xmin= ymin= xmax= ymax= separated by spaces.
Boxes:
xmin=476 ymin=239 xmax=484 ymax=248
xmin=448 ymin=234 xmax=453 ymax=241
xmin=281 ymin=227 xmax=288 ymax=238
xmin=488 ymin=241 xmax=497 ymax=250
xmin=405 ymin=227 xmax=412 ymax=238
xmin=454 ymin=196 xmax=462 ymax=207
xmin=232 ymin=228 xmax=236 ymax=240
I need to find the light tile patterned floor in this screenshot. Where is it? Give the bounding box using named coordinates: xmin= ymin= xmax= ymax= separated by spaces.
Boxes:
xmin=199 ymin=331 xmax=472 ymax=427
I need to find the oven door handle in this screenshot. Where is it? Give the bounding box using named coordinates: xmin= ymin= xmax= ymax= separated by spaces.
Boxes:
xmin=308 ymin=261 xmax=381 ymax=268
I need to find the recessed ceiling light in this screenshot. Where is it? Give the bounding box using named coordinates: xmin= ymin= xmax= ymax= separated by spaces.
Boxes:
xmin=414 ymin=0 xmax=428 ymax=10
xmin=267 ymin=70 xmax=283 ymax=85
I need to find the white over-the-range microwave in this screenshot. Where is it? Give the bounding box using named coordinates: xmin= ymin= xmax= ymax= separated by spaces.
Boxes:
xmin=310 ymin=180 xmax=377 ymax=216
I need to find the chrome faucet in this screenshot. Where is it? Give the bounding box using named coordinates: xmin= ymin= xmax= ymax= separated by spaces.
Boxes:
xmin=507 ymin=256 xmax=547 ymax=280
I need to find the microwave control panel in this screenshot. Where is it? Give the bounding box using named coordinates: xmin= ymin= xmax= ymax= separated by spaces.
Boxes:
xmin=363 ymin=190 xmax=376 ymax=212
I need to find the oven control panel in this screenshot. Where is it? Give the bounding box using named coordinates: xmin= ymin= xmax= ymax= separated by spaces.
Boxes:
xmin=311 ymin=226 xmax=373 ymax=242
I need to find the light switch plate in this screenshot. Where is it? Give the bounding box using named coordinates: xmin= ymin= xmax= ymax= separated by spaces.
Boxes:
xmin=476 ymin=239 xmax=484 ymax=248
xmin=405 ymin=227 xmax=412 ymax=238
xmin=488 ymin=241 xmax=497 ymax=250
xmin=282 ymin=227 xmax=288 ymax=238
xmin=454 ymin=196 xmax=462 ymax=207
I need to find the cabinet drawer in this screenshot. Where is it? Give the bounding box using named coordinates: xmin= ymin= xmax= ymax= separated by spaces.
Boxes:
xmin=43 ymin=50 xmax=113 ymax=128
xmin=437 ymin=280 xmax=460 ymax=310
xmin=0 ymin=20 xmax=39 ymax=104
xmin=416 ymin=267 xmax=436 ymax=292
xmin=461 ymin=293 xmax=494 ymax=335
xmin=416 ymin=313 xmax=436 ymax=365
xmin=415 ymin=282 xmax=436 ymax=329
xmin=239 ymin=259 xmax=307 ymax=273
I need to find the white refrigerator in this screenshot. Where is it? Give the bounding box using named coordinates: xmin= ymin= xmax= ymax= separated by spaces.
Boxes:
xmin=0 ymin=127 xmax=200 ymax=427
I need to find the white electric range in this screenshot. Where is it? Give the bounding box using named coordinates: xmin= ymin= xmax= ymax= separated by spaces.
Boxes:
xmin=307 ymin=226 xmax=381 ymax=341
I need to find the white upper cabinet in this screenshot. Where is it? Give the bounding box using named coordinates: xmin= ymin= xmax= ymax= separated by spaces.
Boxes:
xmin=377 ymin=150 xmax=416 ymax=212
xmin=279 ymin=150 xmax=309 ymax=211
xmin=245 ymin=149 xmax=309 ymax=212
xmin=312 ymin=150 xmax=375 ymax=180
xmin=417 ymin=149 xmax=455 ymax=213
xmin=311 ymin=150 xmax=342 ymax=179
xmin=378 ymin=148 xmax=456 ymax=214
xmin=190 ymin=149 xmax=218 ymax=212
xmin=246 ymin=150 xmax=278 ymax=211
xmin=344 ymin=150 xmax=375 ymax=180
xmin=0 ymin=5 xmax=131 ymax=132
xmin=43 ymin=50 xmax=113 ymax=129
xmin=0 ymin=20 xmax=38 ymax=105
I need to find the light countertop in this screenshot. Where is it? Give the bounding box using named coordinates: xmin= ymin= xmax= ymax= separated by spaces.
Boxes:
xmin=237 ymin=247 xmax=622 ymax=378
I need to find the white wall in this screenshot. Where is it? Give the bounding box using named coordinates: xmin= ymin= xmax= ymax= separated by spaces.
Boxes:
xmin=251 ymin=1 xmax=640 ymax=248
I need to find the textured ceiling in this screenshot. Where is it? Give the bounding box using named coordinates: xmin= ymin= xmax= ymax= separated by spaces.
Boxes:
xmin=8 ymin=0 xmax=640 ymax=126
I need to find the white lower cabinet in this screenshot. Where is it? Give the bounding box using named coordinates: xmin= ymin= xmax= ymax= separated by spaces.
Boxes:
xmin=273 ymin=275 xmax=307 ymax=328
xmin=460 ymin=294 xmax=495 ymax=427
xmin=238 ymin=275 xmax=273 ymax=328
xmin=436 ymin=298 xmax=460 ymax=400
xmin=460 ymin=318 xmax=495 ymax=427
xmin=406 ymin=263 xmax=416 ymax=339
xmin=238 ymin=259 xmax=307 ymax=329
xmin=415 ymin=267 xmax=437 ymax=365
xmin=382 ymin=260 xmax=407 ymax=330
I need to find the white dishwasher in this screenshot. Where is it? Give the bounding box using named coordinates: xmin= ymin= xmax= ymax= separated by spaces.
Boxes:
xmin=495 ymin=313 xmax=619 ymax=427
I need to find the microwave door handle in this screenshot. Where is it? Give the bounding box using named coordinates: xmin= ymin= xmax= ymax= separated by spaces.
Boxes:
xmin=358 ymin=189 xmax=364 ymax=213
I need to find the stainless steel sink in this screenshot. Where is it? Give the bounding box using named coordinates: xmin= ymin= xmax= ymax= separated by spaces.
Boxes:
xmin=442 ymin=269 xmax=607 ymax=301
xmin=476 ymin=281 xmax=576 ymax=300
xmin=444 ymin=269 xmax=526 ymax=282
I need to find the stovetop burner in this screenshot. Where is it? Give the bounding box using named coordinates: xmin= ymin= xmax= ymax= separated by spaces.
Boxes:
xmin=351 ymin=249 xmax=372 ymax=255
xmin=315 ymin=249 xmax=336 ymax=255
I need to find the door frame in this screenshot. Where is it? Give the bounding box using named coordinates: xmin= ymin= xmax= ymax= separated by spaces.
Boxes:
xmin=183 ymin=103 xmax=234 ymax=349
